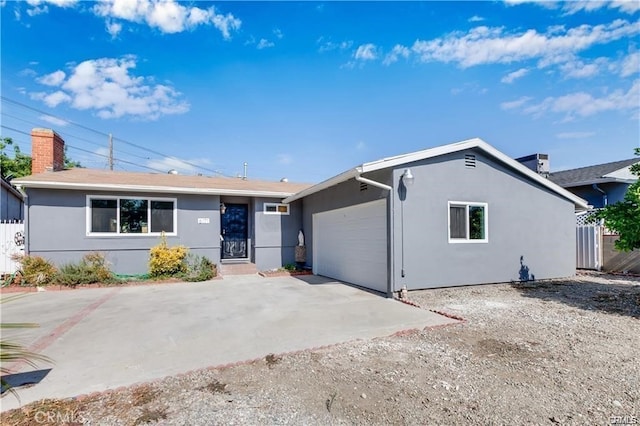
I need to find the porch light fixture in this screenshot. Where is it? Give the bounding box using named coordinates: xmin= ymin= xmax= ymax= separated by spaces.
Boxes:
xmin=220 ymin=203 xmax=226 ymax=215
xmin=401 ymin=168 xmax=414 ymax=186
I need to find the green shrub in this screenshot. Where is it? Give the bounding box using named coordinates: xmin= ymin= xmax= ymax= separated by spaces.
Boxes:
xmin=57 ymin=253 xmax=114 ymax=287
xmin=283 ymin=263 xmax=297 ymax=272
xmin=149 ymin=233 xmax=188 ymax=277
xmin=16 ymin=255 xmax=58 ymax=286
xmin=182 ymin=254 xmax=217 ymax=282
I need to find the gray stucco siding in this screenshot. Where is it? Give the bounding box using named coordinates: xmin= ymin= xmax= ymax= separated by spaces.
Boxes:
xmin=393 ymin=149 xmax=576 ymax=290
xmin=26 ymin=189 xmax=221 ymax=274
xmin=1 ymin=184 xmax=24 ymax=221
xmin=301 ymin=169 xmax=392 ymax=266
xmin=252 ymin=198 xmax=302 ymax=270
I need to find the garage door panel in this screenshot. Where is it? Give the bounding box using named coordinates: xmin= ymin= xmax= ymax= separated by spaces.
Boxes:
xmin=313 ymin=199 xmax=387 ymax=293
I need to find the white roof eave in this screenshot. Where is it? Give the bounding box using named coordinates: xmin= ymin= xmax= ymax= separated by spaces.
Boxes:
xmin=11 ymin=180 xmax=296 ymax=198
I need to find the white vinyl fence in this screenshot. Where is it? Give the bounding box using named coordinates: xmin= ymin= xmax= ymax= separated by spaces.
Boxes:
xmin=576 ymin=225 xmax=603 ymax=271
xmin=1 ymin=220 xmax=25 ymax=276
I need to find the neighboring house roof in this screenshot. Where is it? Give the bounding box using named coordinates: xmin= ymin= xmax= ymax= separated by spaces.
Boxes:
xmin=283 ymin=137 xmax=589 ymax=210
xmin=11 ymin=168 xmax=311 ymax=198
xmin=548 ymin=158 xmax=640 ymax=188
xmin=1 ymin=177 xmax=24 ymax=201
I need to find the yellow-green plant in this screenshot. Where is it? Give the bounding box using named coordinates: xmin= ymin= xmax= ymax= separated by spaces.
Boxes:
xmin=14 ymin=255 xmax=58 ymax=286
xmin=1 ymin=294 xmax=52 ymax=400
xmin=149 ymin=233 xmax=188 ymax=277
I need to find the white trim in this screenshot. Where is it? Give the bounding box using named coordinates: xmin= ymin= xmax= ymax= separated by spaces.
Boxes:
xmin=14 ymin=181 xmax=297 ymax=198
xmin=263 ymin=202 xmax=290 ymax=215
xmin=86 ymin=195 xmax=178 ymax=237
xmin=283 ymin=138 xmax=589 ymax=210
xmin=447 ymin=201 xmax=489 ymax=244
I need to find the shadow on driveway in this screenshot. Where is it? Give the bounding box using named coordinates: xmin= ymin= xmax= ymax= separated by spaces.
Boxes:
xmin=512 ymin=276 xmax=640 ymax=318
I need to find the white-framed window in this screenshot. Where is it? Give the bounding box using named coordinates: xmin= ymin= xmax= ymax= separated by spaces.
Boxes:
xmin=448 ymin=201 xmax=488 ymax=243
xmin=264 ymin=203 xmax=290 ymax=215
xmin=86 ymin=195 xmax=177 ymax=236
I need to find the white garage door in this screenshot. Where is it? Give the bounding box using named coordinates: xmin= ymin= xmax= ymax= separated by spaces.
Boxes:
xmin=313 ymin=199 xmax=387 ymax=293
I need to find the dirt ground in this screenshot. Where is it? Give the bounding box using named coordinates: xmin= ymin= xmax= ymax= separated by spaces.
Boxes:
xmin=2 ymin=272 xmax=639 ymax=425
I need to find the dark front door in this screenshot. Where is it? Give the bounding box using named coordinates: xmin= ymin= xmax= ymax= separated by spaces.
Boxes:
xmin=221 ymin=204 xmax=248 ymax=259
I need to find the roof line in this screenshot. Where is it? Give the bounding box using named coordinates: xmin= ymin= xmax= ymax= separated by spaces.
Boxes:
xmin=11 ymin=181 xmax=297 ymax=198
xmin=284 ymin=138 xmax=589 ymax=209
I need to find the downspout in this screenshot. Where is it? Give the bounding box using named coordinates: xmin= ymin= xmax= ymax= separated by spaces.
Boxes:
xmin=354 ymin=174 xmax=394 ymax=298
xmin=15 ymin=185 xmax=29 ymax=254
xmin=592 ymin=184 xmax=607 ymax=207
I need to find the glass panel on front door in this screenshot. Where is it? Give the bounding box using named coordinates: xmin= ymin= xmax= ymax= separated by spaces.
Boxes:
xmin=221 ymin=204 xmax=248 ymax=259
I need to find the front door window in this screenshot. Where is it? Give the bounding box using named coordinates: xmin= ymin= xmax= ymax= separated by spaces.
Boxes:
xmin=221 ymin=204 xmax=248 ymax=259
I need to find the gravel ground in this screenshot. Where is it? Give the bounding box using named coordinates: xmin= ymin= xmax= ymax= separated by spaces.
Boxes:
xmin=2 ymin=272 xmax=639 ymax=425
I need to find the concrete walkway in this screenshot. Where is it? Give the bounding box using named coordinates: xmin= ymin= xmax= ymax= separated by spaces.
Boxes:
xmin=0 ymin=275 xmax=457 ymax=411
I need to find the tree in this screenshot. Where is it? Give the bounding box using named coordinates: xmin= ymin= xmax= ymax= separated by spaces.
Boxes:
xmin=593 ymin=148 xmax=640 ymax=251
xmin=0 ymin=138 xmax=31 ymax=180
xmin=1 ymin=137 xmax=82 ymax=180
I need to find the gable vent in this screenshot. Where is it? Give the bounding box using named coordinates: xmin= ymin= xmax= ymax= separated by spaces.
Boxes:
xmin=359 ymin=182 xmax=369 ymax=191
xmin=464 ymin=154 xmax=476 ymax=168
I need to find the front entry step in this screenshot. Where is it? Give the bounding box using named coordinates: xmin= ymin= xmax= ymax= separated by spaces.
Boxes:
xmin=219 ymin=262 xmax=259 ymax=276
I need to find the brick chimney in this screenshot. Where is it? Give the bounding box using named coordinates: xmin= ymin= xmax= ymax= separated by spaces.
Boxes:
xmin=31 ymin=128 xmax=65 ymax=174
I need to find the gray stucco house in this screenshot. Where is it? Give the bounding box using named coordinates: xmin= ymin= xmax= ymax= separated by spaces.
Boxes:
xmin=14 ymin=129 xmax=588 ymax=294
xmin=548 ymin=158 xmax=639 ymax=208
xmin=284 ymin=138 xmax=588 ymax=295
xmin=12 ymin=129 xmax=309 ymax=275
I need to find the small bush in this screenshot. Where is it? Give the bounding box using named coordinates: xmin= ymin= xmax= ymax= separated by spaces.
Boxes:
xmin=182 ymin=254 xmax=217 ymax=282
xmin=15 ymin=255 xmax=58 ymax=286
xmin=57 ymin=253 xmax=114 ymax=287
xmin=149 ymin=233 xmax=188 ymax=277
xmin=283 ymin=263 xmax=297 ymax=272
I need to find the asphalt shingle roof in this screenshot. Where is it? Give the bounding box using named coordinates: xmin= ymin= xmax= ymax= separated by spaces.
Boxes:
xmin=548 ymin=158 xmax=639 ymax=187
xmin=12 ymin=168 xmax=311 ymax=196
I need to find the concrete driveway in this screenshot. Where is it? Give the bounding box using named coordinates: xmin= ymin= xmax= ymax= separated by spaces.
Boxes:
xmin=0 ymin=275 xmax=457 ymax=411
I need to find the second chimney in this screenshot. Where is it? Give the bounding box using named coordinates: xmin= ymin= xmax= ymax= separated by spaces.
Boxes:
xmin=31 ymin=128 xmax=65 ymax=174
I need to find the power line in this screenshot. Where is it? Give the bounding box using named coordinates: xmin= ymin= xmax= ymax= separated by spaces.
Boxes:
xmin=1 ymin=125 xmax=168 ymax=173
xmin=1 ymin=96 xmax=229 ymax=176
xmin=1 ymin=111 xmax=152 ymax=161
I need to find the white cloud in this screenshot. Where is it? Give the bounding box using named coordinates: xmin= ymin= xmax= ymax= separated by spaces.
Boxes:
xmin=619 ymin=51 xmax=640 ymax=77
xmin=39 ymin=114 xmax=69 ymax=127
xmin=31 ymin=56 xmax=189 ymax=120
xmin=277 ymin=154 xmax=293 ymax=165
xmin=383 ymin=44 xmax=410 ymax=65
xmin=257 ymin=38 xmax=274 ymax=49
xmin=354 ymin=43 xmax=378 ymax=61
xmin=520 ymin=79 xmax=639 ymax=119
xmin=273 ymin=28 xmax=283 ymax=39
xmin=18 ymin=68 xmax=37 ymax=77
xmin=468 ymin=15 xmax=485 ymax=22
xmin=501 ymin=68 xmax=529 ymax=83
xmin=504 ymin=0 xmax=639 ymax=14
xmin=563 ymin=0 xmax=640 ymax=15
xmin=106 ymin=19 xmax=122 ymax=38
xmin=410 ymin=19 xmax=640 ymax=68
xmin=318 ymin=37 xmax=353 ymax=53
xmin=559 ymin=57 xmax=608 ymax=78
xmin=92 ymin=0 xmax=241 ymax=38
xmin=500 ymin=96 xmax=533 ymax=110
xmin=31 ymin=90 xmax=72 ymax=107
xmin=37 ymin=70 xmax=66 ymax=86
xmin=146 ymin=156 xmax=211 ymax=174
xmin=555 ymin=131 xmax=595 ymax=139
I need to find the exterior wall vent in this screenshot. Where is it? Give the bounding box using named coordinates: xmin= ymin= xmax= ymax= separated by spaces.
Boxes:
xmin=359 ymin=182 xmax=368 ymax=191
xmin=464 ymin=154 xmax=476 ymax=168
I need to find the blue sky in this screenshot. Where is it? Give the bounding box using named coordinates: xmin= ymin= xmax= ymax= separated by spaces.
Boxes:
xmin=1 ymin=0 xmax=639 ymax=183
